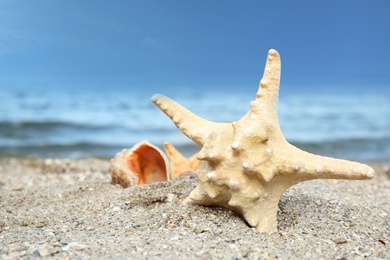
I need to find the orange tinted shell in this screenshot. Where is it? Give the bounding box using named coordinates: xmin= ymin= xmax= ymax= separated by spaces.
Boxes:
xmin=110 ymin=141 xmax=170 ymax=187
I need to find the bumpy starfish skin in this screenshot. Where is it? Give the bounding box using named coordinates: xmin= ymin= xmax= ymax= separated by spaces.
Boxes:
xmin=164 ymin=142 xmax=202 ymax=178
xmin=151 ymin=49 xmax=375 ymax=233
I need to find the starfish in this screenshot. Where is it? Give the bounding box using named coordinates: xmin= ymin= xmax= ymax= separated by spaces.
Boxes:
xmin=151 ymin=49 xmax=375 ymax=233
xmin=164 ymin=142 xmax=203 ymax=178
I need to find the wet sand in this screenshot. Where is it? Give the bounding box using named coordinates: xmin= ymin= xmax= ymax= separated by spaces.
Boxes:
xmin=0 ymin=157 xmax=389 ymax=259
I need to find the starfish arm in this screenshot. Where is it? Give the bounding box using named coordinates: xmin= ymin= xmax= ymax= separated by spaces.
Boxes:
xmin=152 ymin=94 xmax=216 ymax=146
xmin=256 ymin=49 xmax=281 ymax=111
xmin=164 ymin=142 xmax=185 ymax=161
xmin=281 ymin=144 xmax=375 ymax=182
xmin=164 ymin=142 xmax=202 ymax=178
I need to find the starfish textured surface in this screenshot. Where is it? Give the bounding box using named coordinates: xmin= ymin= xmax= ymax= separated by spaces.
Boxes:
xmin=164 ymin=142 xmax=203 ymax=178
xmin=151 ymin=49 xmax=375 ymax=233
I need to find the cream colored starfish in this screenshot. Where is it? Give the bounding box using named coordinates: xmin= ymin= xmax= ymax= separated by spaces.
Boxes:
xmin=164 ymin=142 xmax=203 ymax=178
xmin=151 ymin=49 xmax=375 ymax=233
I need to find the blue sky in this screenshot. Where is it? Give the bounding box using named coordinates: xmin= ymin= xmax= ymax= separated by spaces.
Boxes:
xmin=0 ymin=1 xmax=389 ymax=93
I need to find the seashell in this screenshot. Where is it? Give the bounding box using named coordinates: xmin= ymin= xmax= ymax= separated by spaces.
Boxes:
xmin=110 ymin=140 xmax=170 ymax=187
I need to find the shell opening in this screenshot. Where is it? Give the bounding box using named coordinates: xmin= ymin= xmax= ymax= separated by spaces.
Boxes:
xmin=126 ymin=144 xmax=169 ymax=185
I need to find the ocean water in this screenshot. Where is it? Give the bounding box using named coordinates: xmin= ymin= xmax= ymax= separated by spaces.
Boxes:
xmin=0 ymin=85 xmax=389 ymax=162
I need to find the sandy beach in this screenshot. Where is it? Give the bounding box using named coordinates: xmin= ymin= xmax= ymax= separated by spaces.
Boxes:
xmin=0 ymin=156 xmax=389 ymax=259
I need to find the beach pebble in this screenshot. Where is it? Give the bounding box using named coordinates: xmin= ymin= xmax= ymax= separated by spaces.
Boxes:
xmin=355 ymin=246 xmax=373 ymax=257
xmin=75 ymin=244 xmax=88 ymax=251
xmin=61 ymin=225 xmax=70 ymax=232
xmin=61 ymin=244 xmax=70 ymax=251
xmin=332 ymin=235 xmax=347 ymax=244
xmin=167 ymin=193 xmax=176 ymax=202
xmin=112 ymin=206 xmax=121 ymax=212
xmin=35 ymin=247 xmax=50 ymax=257
xmin=11 ymin=185 xmax=23 ymax=191
xmin=194 ymin=225 xmax=212 ymax=234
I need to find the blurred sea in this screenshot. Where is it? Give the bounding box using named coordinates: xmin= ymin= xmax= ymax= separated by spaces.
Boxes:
xmin=0 ymin=85 xmax=389 ymax=162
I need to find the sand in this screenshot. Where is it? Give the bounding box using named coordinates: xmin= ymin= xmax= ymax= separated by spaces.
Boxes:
xmin=0 ymin=156 xmax=389 ymax=259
